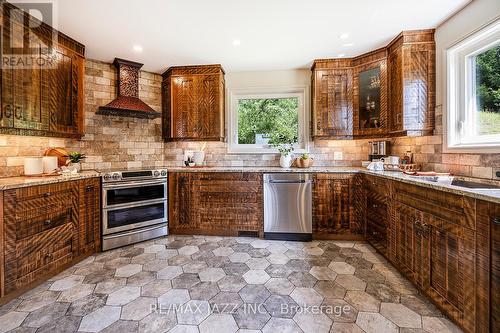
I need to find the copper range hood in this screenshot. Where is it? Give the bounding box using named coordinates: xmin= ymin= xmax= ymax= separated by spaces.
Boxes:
xmin=97 ymin=58 xmax=160 ymax=119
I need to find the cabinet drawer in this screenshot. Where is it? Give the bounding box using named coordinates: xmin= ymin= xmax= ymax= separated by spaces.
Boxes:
xmin=197 ymin=172 xmax=261 ymax=182
xmin=392 ymin=182 xmax=474 ymax=229
xmin=4 ymin=223 xmax=77 ymax=294
xmin=365 ymin=175 xmax=389 ymax=202
xmin=16 ymin=207 xmax=72 ymax=240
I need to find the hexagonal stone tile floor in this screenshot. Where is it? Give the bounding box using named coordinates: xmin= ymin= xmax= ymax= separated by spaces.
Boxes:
xmin=0 ymin=235 xmax=463 ymax=332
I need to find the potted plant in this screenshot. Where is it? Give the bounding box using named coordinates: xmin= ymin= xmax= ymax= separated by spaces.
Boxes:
xmin=296 ymin=153 xmax=314 ymax=168
xmin=66 ymin=151 xmax=86 ymax=172
xmin=269 ymin=133 xmax=297 ymax=168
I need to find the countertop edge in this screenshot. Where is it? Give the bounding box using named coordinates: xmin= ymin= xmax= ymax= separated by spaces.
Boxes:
xmin=0 ymin=171 xmax=100 ymax=190
xmin=1 ymin=167 xmax=499 ymax=204
xmin=166 ymin=167 xmax=500 ymax=204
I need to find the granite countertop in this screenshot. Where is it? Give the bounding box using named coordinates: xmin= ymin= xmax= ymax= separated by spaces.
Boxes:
xmin=0 ymin=166 xmax=498 ymax=204
xmin=0 ymin=171 xmax=100 ymax=190
xmin=168 ymin=166 xmax=500 ymax=204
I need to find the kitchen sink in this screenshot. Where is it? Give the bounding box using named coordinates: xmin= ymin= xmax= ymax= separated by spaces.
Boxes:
xmin=450 ymin=179 xmax=500 ymax=190
xmin=419 ymin=176 xmax=500 ymax=191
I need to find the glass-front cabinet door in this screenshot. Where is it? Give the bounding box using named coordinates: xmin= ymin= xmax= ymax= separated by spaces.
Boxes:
xmin=353 ymin=54 xmax=388 ymax=137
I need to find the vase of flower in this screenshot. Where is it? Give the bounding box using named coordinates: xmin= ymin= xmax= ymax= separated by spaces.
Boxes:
xmin=269 ymin=133 xmax=297 ymax=169
xmin=279 ymin=153 xmax=293 ymax=168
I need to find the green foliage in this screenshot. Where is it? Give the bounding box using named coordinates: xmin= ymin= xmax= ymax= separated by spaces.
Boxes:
xmin=478 ymin=111 xmax=500 ymax=135
xmin=237 ymin=97 xmax=299 ymax=148
xmin=66 ymin=151 xmax=86 ymax=164
xmin=476 ymin=45 xmax=500 ymax=113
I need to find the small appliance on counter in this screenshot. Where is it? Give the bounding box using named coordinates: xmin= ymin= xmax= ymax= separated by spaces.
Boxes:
xmin=368 ymin=140 xmax=390 ymax=161
xmin=101 ymin=169 xmax=168 ymax=250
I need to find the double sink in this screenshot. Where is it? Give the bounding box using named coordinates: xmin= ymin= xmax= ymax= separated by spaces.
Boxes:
xmin=419 ymin=175 xmax=500 ymax=193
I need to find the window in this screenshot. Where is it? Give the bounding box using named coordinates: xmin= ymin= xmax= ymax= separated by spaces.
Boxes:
xmin=228 ymin=87 xmax=309 ymax=153
xmin=447 ymin=19 xmax=500 ymax=149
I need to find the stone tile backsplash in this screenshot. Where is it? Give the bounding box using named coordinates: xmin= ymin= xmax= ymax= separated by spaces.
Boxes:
xmin=0 ymin=59 xmax=498 ymax=179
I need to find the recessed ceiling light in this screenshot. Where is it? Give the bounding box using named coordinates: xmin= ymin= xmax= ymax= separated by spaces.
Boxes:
xmin=232 ymin=39 xmax=241 ymax=46
xmin=133 ymin=45 xmax=143 ymax=52
xmin=339 ymin=33 xmax=349 ymax=40
xmin=337 ymin=54 xmax=346 ymax=58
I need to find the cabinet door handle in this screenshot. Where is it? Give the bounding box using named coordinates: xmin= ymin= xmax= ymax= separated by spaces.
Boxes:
xmin=85 ymin=185 xmax=94 ymax=192
xmin=45 ymin=253 xmax=53 ymax=260
xmin=493 ymin=217 xmax=500 ymax=225
xmin=15 ymin=106 xmax=23 ymax=120
xmin=44 ymin=219 xmax=52 ymax=226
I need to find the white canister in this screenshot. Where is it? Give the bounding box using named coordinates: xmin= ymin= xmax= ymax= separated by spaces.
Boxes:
xmin=42 ymin=156 xmax=58 ymax=174
xmin=24 ymin=157 xmax=44 ymax=176
xmin=192 ymin=151 xmax=205 ymax=166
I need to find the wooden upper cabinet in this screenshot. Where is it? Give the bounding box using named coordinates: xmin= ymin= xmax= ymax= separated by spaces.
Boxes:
xmin=352 ymin=48 xmax=389 ymax=137
xmin=311 ymin=60 xmax=353 ymax=139
xmin=387 ymin=30 xmax=436 ymax=136
xmin=162 ymin=65 xmax=225 ymax=141
xmin=0 ymin=2 xmax=85 ymax=138
xmin=311 ymin=30 xmax=435 ymax=140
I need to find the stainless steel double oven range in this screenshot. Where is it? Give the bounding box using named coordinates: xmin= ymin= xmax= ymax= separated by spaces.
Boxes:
xmin=101 ymin=169 xmax=168 ymax=250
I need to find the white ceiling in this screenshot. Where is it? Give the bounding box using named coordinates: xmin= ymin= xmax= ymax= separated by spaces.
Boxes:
xmin=18 ymin=0 xmax=471 ymax=73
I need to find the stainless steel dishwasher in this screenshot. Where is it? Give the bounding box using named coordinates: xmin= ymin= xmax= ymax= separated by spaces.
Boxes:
xmin=263 ymin=173 xmax=313 ymax=241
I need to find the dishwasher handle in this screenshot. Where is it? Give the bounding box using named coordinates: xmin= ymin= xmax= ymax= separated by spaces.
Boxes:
xmin=267 ymin=179 xmax=314 ymax=184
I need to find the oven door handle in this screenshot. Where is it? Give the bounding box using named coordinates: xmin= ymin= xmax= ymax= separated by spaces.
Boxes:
xmin=103 ymin=198 xmax=167 ymax=211
xmin=102 ymin=180 xmax=167 ymax=189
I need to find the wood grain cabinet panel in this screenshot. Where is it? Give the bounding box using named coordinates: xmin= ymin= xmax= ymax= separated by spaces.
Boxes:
xmin=168 ymin=172 xmax=198 ymax=232
xmin=364 ymin=175 xmax=390 ymax=257
xmin=1 ymin=181 xmax=79 ymax=295
xmin=426 ymin=213 xmax=476 ymax=332
xmin=387 ymin=30 xmax=435 ymax=136
xmin=0 ymin=177 xmax=100 ymax=298
xmin=312 ymin=173 xmax=364 ymax=237
xmin=168 ymin=172 xmax=262 ymax=236
xmin=78 ymin=178 xmax=101 ymax=256
xmin=490 ymin=203 xmax=500 ymax=333
xmin=311 ymin=30 xmax=434 ymax=140
xmin=389 ymin=183 xmax=490 ymax=333
xmin=0 ymin=2 xmax=85 ymax=138
xmin=311 ymin=61 xmax=354 ymax=139
xmin=162 ymin=65 xmax=225 ymax=141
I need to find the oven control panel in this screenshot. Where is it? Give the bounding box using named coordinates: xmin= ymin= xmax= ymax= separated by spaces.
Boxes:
xmin=102 ymin=169 xmax=168 ymax=182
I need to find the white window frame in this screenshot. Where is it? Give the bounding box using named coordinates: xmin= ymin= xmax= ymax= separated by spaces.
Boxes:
xmin=227 ymin=86 xmax=310 ymax=154
xmin=446 ymin=18 xmax=500 ymax=151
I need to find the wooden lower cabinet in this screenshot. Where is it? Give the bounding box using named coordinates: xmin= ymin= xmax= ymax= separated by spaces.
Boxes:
xmin=490 ymin=203 xmax=500 ymax=332
xmin=389 ymin=184 xmax=491 ymax=333
xmin=168 ymin=172 xmax=263 ymax=236
xmin=78 ymin=178 xmax=101 ymax=255
xmin=364 ymin=175 xmax=390 ymax=256
xmin=0 ymin=177 xmax=101 ymax=298
xmin=312 ymin=173 xmax=364 ymax=238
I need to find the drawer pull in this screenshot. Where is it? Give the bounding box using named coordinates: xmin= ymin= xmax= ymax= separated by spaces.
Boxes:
xmin=372 ymin=204 xmax=378 ymax=208
xmin=493 ymin=217 xmax=500 ymax=225
xmin=44 ymin=219 xmax=52 ymax=226
xmin=44 ymin=192 xmax=52 ymax=197
xmin=45 ymin=253 xmax=53 ymax=260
